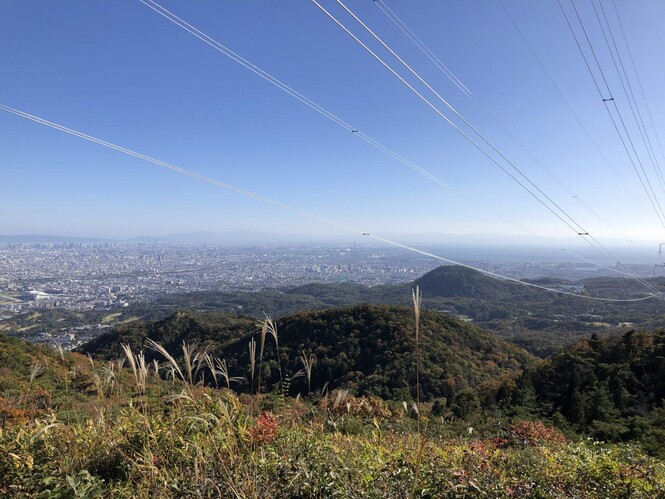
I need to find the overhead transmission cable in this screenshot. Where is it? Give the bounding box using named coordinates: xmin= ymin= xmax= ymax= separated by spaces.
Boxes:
xmin=611 ymin=0 xmax=665 ymax=175
xmin=591 ymin=0 xmax=665 ymax=197
xmin=136 ymin=0 xmax=649 ymax=286
xmin=374 ymin=0 xmax=634 ymax=244
xmin=557 ymin=0 xmax=665 ymax=229
xmin=311 ymin=0 xmax=663 ymax=298
xmin=322 ymin=1 xmax=597 ymax=241
xmin=138 ymin=0 xmax=659 ymax=297
xmin=560 ymin=0 xmax=664 ymax=225
xmin=136 ymin=0 xmax=537 ymax=239
xmin=0 ymin=103 xmax=656 ymax=303
xmin=497 ymin=0 xmax=648 ymax=215
xmin=373 ymin=0 xmax=471 ymax=98
xmin=311 ymin=0 xmax=582 ymax=234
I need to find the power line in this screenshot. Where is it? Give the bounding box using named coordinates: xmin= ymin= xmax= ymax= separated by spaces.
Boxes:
xmin=592 ymin=0 xmax=665 ymax=197
xmin=374 ymin=1 xmax=471 ymax=97
xmin=0 ymin=103 xmax=656 ymax=303
xmin=568 ymin=0 xmax=665 ymax=220
xmin=498 ymin=0 xmax=648 ymax=216
xmin=373 ymin=1 xmax=554 ymax=193
xmin=312 ymin=0 xmax=663 ymax=298
xmin=331 ymin=0 xmax=595 ymax=234
xmin=611 ymin=0 xmax=665 ymax=178
xmin=311 ymin=0 xmax=585 ymax=235
xmin=136 ymin=0 xmax=539 ymax=239
xmin=137 ymin=0 xmax=655 ymax=290
xmin=375 ymin=0 xmax=636 ymax=244
xmin=557 ymin=0 xmax=665 ymax=229
xmin=611 ymin=0 xmax=665 ymax=173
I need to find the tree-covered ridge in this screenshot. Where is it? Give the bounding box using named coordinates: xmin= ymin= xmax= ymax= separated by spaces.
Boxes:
xmin=523 ymin=330 xmax=665 ymax=456
xmin=414 ymin=265 xmax=540 ymax=300
xmin=81 ymin=305 xmax=535 ymax=402
xmin=81 ymin=310 xmax=256 ymax=360
xmin=226 ymin=304 xmax=535 ymax=401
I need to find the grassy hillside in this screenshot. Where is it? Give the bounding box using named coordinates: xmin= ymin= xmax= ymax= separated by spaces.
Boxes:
xmin=2 ymin=333 xmax=664 ymax=497
xmin=78 ymin=311 xmax=665 ymax=456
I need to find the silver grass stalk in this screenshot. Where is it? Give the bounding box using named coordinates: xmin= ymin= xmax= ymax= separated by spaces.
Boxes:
xmin=214 ymin=357 xmax=244 ymax=389
xmin=264 ymin=315 xmax=284 ymax=394
xmin=300 ymin=351 xmax=316 ymax=399
xmin=248 ymin=337 xmax=256 ymax=395
xmin=412 ymin=285 xmax=422 ymax=435
xmin=204 ymin=353 xmax=218 ymax=388
xmin=29 ymin=362 xmax=46 ymax=384
xmin=146 ymin=338 xmax=186 ymax=384
xmin=136 ymin=350 xmax=148 ymax=395
xmin=121 ymin=344 xmax=147 ymax=395
xmin=121 ymin=344 xmax=138 ymax=386
xmin=54 ymin=342 xmax=65 ymax=362
xmin=256 ymin=319 xmax=268 ymax=395
xmin=193 ymin=348 xmax=207 ymax=384
xmin=181 ymin=342 xmax=197 ymax=386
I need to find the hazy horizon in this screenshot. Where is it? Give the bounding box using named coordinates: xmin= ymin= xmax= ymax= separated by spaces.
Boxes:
xmin=2 ymin=229 xmax=663 ymax=265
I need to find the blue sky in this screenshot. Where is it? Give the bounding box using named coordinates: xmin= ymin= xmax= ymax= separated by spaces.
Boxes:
xmin=2 ymin=0 xmax=665 ymax=246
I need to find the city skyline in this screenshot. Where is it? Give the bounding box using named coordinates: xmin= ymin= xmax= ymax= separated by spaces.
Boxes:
xmin=2 ymin=1 xmax=665 ymax=245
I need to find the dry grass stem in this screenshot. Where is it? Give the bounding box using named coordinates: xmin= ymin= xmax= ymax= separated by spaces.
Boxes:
xmin=146 ymin=339 xmax=186 ymax=384
xmin=300 ymin=351 xmax=316 ymax=398
xmin=29 ymin=363 xmax=46 ymax=384
xmin=248 ymin=337 xmax=256 ymax=396
xmin=412 ymin=285 xmax=422 ymax=435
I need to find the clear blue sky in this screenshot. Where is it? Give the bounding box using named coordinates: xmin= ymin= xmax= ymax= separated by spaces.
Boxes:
xmin=1 ymin=0 xmax=665 ymax=245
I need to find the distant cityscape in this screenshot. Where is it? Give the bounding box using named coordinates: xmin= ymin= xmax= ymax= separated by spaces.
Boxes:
xmin=0 ymin=241 xmax=657 ymax=320
xmin=0 ymin=243 xmax=429 ymax=317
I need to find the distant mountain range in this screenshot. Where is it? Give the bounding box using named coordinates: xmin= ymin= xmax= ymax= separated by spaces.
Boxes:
xmin=0 ymin=234 xmax=110 ymax=244
xmin=2 ymin=230 xmax=660 ymax=249
xmin=0 ymin=231 xmax=319 ymax=245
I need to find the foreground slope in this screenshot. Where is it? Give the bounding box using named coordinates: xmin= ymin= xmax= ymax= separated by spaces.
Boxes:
xmin=2 ymin=333 xmax=665 ymax=497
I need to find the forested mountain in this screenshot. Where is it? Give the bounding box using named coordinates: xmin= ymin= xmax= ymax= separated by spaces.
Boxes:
xmin=414 ymin=265 xmax=540 ymax=300
xmin=81 ymin=305 xmax=535 ymax=402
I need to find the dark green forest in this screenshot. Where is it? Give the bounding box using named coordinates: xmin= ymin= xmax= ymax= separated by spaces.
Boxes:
xmin=82 ymin=305 xmax=534 ymax=402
